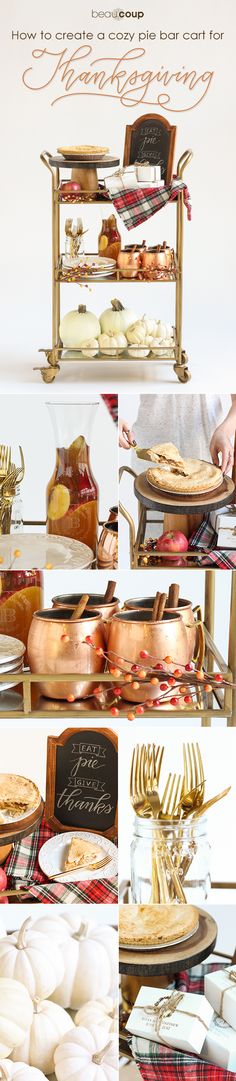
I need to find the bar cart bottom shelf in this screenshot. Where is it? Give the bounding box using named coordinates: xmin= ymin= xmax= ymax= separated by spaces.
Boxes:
xmin=35 ymin=347 xmax=191 ymax=383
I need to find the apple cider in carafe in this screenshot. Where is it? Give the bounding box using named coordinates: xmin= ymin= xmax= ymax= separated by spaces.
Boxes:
xmin=46 ymin=434 xmax=98 ymax=552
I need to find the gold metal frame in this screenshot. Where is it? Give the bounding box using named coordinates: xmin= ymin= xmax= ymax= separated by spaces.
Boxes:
xmin=36 ymin=149 xmax=193 ymax=383
xmin=0 ymin=571 xmax=235 ymax=725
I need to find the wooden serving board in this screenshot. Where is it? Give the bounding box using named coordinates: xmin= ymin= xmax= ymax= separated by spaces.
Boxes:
xmin=0 ymin=799 xmax=44 ymax=846
xmin=119 ymin=908 xmax=217 ymax=977
xmin=134 ymin=471 xmax=235 ymax=515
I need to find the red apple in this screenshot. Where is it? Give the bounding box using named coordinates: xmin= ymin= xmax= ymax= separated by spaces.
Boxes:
xmin=0 ymin=868 xmax=7 ymax=891
xmin=60 ymin=181 xmax=81 ymax=194
xmin=0 ymin=897 xmax=8 ymax=904
xmin=156 ymin=530 xmax=189 ymax=553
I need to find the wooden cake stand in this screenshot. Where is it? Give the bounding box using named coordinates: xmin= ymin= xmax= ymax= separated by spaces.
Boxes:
xmin=49 ymin=154 xmax=119 ymax=195
xmin=0 ymin=799 xmax=44 ymax=864
xmin=134 ymin=471 xmax=235 ymax=540
xmin=119 ymin=908 xmax=217 ymax=1011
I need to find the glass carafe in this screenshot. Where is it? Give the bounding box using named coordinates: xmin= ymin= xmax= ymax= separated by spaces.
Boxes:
xmin=46 ymin=402 xmax=99 ymax=554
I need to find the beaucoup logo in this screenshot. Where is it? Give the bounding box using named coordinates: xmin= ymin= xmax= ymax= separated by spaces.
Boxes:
xmin=92 ymin=9 xmax=144 ymax=17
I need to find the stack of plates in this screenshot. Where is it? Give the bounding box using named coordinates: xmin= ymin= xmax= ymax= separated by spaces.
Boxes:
xmin=0 ymin=634 xmax=25 ymax=692
xmin=62 ymin=254 xmax=116 ymax=278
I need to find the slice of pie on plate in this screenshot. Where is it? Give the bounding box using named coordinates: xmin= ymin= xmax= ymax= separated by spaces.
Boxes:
xmin=64 ymin=836 xmax=104 ymax=872
xmin=119 ymin=904 xmax=199 ymax=948
xmin=147 ymin=458 xmax=222 ymax=495
xmin=0 ymin=774 xmax=40 ymax=819
xmin=146 ymin=443 xmax=189 ymax=475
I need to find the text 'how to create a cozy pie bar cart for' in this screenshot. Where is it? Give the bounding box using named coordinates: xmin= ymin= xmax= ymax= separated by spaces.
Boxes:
xmin=37 ymin=115 xmax=192 ymax=383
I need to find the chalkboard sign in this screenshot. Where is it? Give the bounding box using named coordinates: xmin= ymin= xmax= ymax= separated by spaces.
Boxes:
xmin=45 ymin=727 xmax=118 ymax=839
xmin=123 ymin=113 xmax=176 ymax=185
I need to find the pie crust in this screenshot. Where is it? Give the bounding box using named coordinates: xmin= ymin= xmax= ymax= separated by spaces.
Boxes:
xmin=119 ymin=904 xmax=199 ymax=947
xmin=147 ymin=459 xmax=222 ymax=495
xmin=58 ymin=145 xmax=109 ymax=156
xmin=146 ymin=443 xmax=187 ymax=473
xmin=0 ymin=774 xmax=40 ymax=819
xmin=64 ymin=836 xmax=104 ymax=872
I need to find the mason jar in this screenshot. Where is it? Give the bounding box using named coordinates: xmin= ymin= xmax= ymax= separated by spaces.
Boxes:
xmin=131 ymin=815 xmax=211 ymax=904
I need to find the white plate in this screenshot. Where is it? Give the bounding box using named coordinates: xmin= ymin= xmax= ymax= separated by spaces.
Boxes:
xmin=120 ymin=923 xmax=199 ymax=951
xmin=39 ymin=831 xmax=118 ymax=883
xmin=0 ymin=534 xmax=94 ymax=570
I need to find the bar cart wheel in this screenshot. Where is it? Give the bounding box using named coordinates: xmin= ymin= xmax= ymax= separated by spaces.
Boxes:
xmin=174 ymin=353 xmax=191 ymax=382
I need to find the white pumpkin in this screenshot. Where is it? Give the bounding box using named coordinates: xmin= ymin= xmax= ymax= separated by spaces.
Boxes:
xmin=0 ymin=918 xmax=64 ymax=999
xmin=59 ymin=305 xmax=100 ymax=348
xmin=0 ymin=1061 xmax=47 ymax=1081
xmin=30 ymin=915 xmax=69 ymax=946
xmin=100 ymin=299 xmax=137 ymax=336
xmin=128 ymin=346 xmax=150 ymax=358
xmin=50 ymin=921 xmax=117 ymax=1009
xmin=154 ymin=320 xmax=173 ymax=340
xmin=0 ymin=979 xmax=33 ymax=1058
xmin=98 ymin=332 xmax=127 ymax=356
xmin=80 ymin=338 xmax=99 ymax=358
xmin=74 ymin=998 xmax=118 ymax=1034
xmin=11 ymin=1000 xmax=73 ymax=1075
xmin=150 ymin=334 xmax=175 ymax=355
xmin=126 ymin=320 xmax=152 ymax=347
xmin=54 ymin=1025 xmax=118 ymax=1081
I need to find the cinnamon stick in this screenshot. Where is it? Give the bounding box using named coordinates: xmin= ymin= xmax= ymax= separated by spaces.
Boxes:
xmin=157 ymin=592 xmax=168 ymax=621
xmin=152 ymin=591 xmax=161 ymax=621
xmin=104 ymin=580 xmax=116 ymax=603
xmin=70 ymin=594 xmax=90 ymax=621
xmin=167 ymin=583 xmax=180 ymax=609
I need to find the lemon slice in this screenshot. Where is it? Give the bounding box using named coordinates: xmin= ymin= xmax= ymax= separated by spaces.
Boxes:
xmin=99 ymin=236 xmax=108 ymax=252
xmin=48 ymin=484 xmax=70 ymax=521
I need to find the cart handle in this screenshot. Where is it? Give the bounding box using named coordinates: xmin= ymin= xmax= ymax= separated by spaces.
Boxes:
xmin=40 ymin=151 xmax=55 ymax=176
xmin=119 ymin=465 xmax=136 ymax=548
xmin=177 ymin=149 xmax=193 ymax=179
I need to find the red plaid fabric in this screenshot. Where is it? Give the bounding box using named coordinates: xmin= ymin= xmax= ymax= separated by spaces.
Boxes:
xmin=189 ymin=516 xmax=236 ymax=568
xmin=131 ymin=965 xmax=236 ymax=1081
xmin=101 ymin=394 xmax=118 ymax=424
xmin=4 ymin=816 xmax=118 ymax=904
xmin=105 ymin=178 xmax=191 ymax=230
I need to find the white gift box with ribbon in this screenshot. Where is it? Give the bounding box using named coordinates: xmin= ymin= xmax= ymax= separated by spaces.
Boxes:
xmin=201 ymin=1013 xmax=236 ymax=1072
xmin=204 ymin=967 xmax=236 ymax=1030
xmin=210 ymin=507 xmax=236 ymax=548
xmin=126 ymin=985 xmax=213 ymax=1055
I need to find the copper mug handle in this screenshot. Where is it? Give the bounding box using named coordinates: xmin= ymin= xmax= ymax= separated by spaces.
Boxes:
xmin=192 ymin=604 xmax=205 ymax=669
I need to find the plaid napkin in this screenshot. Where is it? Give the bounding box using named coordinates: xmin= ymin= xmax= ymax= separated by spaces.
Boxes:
xmin=104 ymin=178 xmax=191 ymax=231
xmin=4 ymin=816 xmax=118 ymax=904
xmin=189 ymin=516 xmax=236 ymax=568
xmin=131 ymin=964 xmax=236 ymax=1081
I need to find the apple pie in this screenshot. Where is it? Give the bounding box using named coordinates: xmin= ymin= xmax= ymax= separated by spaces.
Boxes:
xmin=147 ymin=459 xmax=222 ymax=495
xmin=0 ymin=774 xmax=40 ymax=819
xmin=119 ymin=904 xmax=199 ymax=948
xmin=64 ymin=836 xmax=104 ymax=872
xmin=58 ymin=145 xmax=109 ymax=157
xmin=146 ymin=443 xmax=188 ymax=475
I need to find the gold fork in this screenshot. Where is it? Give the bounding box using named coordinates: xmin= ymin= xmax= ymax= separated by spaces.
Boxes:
xmin=0 ymin=445 xmax=11 ymax=480
xmin=47 ymin=855 xmax=112 ymax=880
xmin=181 ymin=743 xmax=205 ymax=815
xmin=129 ymin=744 xmax=152 ymax=818
xmin=143 ymin=759 xmax=186 ymax=904
xmin=158 ymin=773 xmax=184 ymax=821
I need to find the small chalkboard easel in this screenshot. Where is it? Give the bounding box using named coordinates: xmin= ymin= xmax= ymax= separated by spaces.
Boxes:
xmin=123 ymin=113 xmax=176 ymax=185
xmin=45 ymin=727 xmax=118 ymax=840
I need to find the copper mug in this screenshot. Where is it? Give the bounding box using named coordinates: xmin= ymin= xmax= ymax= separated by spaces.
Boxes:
xmin=123 ymin=597 xmax=204 ymax=668
xmin=107 ymin=609 xmax=189 ymax=702
xmin=97 ymin=521 xmax=118 ymax=570
xmin=117 ymin=250 xmax=141 ymax=279
xmin=27 ymin=607 xmax=106 ymax=700
xmin=141 ymin=246 xmax=174 ymax=271
xmin=108 ymin=505 xmax=118 ymax=523
xmin=52 ymin=592 xmax=120 ymax=643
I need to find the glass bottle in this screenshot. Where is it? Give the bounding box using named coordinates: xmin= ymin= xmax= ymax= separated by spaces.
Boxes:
xmin=46 ymin=402 xmax=99 ymax=554
xmin=98 ymin=215 xmax=121 ymax=262
xmin=131 ymin=815 xmax=211 ymax=904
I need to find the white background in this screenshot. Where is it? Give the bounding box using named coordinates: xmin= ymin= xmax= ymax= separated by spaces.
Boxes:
xmin=0 ymin=904 xmax=118 ymax=930
xmin=0 ymin=394 xmax=118 ymax=524
xmin=0 ymin=0 xmax=235 ymax=391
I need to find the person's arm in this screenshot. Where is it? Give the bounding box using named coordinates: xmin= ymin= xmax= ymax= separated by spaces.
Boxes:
xmin=119 ymin=418 xmax=135 ymax=450
xmin=210 ymin=396 xmax=236 ymax=473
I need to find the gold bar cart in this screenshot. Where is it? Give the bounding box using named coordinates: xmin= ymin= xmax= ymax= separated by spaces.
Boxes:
xmin=36 ymin=149 xmax=192 ymax=383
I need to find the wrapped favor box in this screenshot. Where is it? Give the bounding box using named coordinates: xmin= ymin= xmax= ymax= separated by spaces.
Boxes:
xmin=204 ymin=967 xmax=236 ymax=1030
xmin=210 ymin=507 xmax=236 ymax=548
xmin=201 ymin=1013 xmax=236 ymax=1072
xmin=126 ymin=985 xmax=213 ymax=1056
